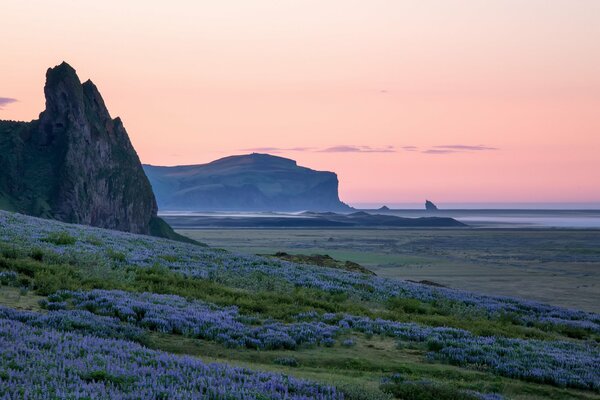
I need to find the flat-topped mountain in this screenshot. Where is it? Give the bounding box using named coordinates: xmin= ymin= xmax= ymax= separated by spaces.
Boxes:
xmin=143 ymin=153 xmax=352 ymax=212
xmin=0 ymin=62 xmax=186 ymax=241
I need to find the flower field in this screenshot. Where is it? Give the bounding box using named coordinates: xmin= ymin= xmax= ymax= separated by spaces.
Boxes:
xmin=0 ymin=316 xmax=342 ymax=399
xmin=0 ymin=210 xmax=599 ymax=399
xmin=1 ymin=211 xmax=597 ymax=333
xmin=45 ymin=290 xmax=338 ymax=350
xmin=41 ymin=290 xmax=600 ymax=390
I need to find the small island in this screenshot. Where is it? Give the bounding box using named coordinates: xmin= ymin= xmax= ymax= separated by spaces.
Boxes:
xmin=425 ymin=200 xmax=439 ymax=211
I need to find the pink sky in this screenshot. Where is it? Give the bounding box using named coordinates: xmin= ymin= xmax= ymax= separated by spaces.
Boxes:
xmin=1 ymin=0 xmax=599 ymax=205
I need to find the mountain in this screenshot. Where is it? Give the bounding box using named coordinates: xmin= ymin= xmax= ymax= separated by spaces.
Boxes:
xmin=0 ymin=62 xmax=188 ymax=242
xmin=143 ymin=153 xmax=352 ymax=212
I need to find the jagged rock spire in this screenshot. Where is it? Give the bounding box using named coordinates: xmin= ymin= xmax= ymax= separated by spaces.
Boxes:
xmin=0 ymin=62 xmax=179 ymax=238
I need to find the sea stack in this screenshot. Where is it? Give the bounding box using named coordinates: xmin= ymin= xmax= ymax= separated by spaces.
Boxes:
xmin=425 ymin=200 xmax=439 ymax=211
xmin=0 ymin=62 xmax=181 ymax=239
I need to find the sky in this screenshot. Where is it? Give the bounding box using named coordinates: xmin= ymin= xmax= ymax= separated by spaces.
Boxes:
xmin=1 ymin=0 xmax=599 ymax=205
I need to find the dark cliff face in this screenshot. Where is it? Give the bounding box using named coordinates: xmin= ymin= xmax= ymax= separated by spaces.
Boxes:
xmin=143 ymin=153 xmax=352 ymax=212
xmin=0 ymin=62 xmax=183 ymax=239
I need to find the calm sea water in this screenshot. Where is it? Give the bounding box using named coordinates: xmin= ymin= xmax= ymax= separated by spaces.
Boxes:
xmin=353 ymin=202 xmax=600 ymax=210
xmin=375 ymin=209 xmax=600 ymax=228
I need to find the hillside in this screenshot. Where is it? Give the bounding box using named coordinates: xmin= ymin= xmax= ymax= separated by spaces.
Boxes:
xmin=0 ymin=209 xmax=598 ymax=399
xmin=143 ymin=153 xmax=352 ymax=211
xmin=0 ymin=62 xmax=186 ymax=242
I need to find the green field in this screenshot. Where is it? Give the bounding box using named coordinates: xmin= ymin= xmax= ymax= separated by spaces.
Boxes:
xmin=1 ymin=212 xmax=599 ymax=399
xmin=179 ymin=228 xmax=600 ymax=313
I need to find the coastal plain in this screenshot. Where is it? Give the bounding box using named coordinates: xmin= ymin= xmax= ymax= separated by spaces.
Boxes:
xmin=179 ymin=228 xmax=600 ymax=313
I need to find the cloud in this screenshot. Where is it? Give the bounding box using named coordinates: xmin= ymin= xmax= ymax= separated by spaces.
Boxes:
xmin=242 ymin=145 xmax=395 ymax=153
xmin=0 ymin=97 xmax=17 ymax=110
xmin=242 ymin=144 xmax=497 ymax=155
xmin=432 ymin=145 xmax=498 ymax=151
xmin=422 ymin=144 xmax=498 ymax=154
xmin=243 ymin=143 xmax=497 ymax=155
xmin=243 ymin=146 xmax=315 ymax=153
xmin=319 ymin=145 xmax=395 ymax=153
xmin=422 ymin=149 xmax=458 ymax=154
xmin=243 ymin=143 xmax=498 ymax=155
xmin=244 ymin=147 xmax=285 ymax=153
xmin=288 ymin=146 xmax=315 ymax=151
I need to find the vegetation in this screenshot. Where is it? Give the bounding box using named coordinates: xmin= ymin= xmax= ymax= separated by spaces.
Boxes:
xmin=0 ymin=211 xmax=598 ymax=399
xmin=0 ymin=249 xmax=590 ymax=342
xmin=181 ymin=228 xmax=600 ymax=313
xmin=265 ymin=252 xmax=376 ymax=275
xmin=381 ymin=375 xmax=482 ymax=400
xmin=42 ymin=231 xmax=77 ymax=245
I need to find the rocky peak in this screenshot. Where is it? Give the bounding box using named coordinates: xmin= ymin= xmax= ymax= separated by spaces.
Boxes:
xmin=82 ymin=79 xmax=113 ymax=123
xmin=42 ymin=62 xmax=85 ymax=119
xmin=0 ymin=62 xmax=188 ymax=241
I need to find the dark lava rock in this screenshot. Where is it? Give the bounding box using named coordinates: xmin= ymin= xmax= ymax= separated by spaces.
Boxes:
xmin=425 ymin=200 xmax=439 ymax=211
xmin=0 ymin=62 xmax=189 ymax=242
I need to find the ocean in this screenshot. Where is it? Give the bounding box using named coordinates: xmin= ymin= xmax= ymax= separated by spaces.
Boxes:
xmin=159 ymin=208 xmax=600 ymax=229
xmin=369 ymin=209 xmax=600 ymax=228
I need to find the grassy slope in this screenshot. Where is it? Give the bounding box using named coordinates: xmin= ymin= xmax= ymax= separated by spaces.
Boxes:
xmin=0 ymin=213 xmax=598 ymax=399
xmin=149 ymin=333 xmax=598 ymax=400
xmin=149 ymin=216 xmax=204 ymax=245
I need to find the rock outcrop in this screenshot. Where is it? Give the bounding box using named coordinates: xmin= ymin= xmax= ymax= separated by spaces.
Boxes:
xmin=143 ymin=153 xmax=352 ymax=212
xmin=0 ymin=62 xmax=185 ymax=241
xmin=425 ymin=200 xmax=439 ymax=211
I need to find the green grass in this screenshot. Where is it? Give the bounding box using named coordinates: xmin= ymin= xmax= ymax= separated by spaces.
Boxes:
xmin=79 ymin=370 xmax=136 ymax=390
xmin=149 ymin=216 xmax=204 ymax=245
xmin=382 ymin=297 xmax=561 ymax=340
xmin=106 ymin=248 xmax=127 ymax=262
xmin=0 ymin=286 xmax=44 ymax=311
xmin=42 ymin=231 xmax=77 ymax=245
xmin=0 ymin=251 xmax=371 ymax=319
xmin=179 ymin=228 xmax=600 ymax=313
xmin=381 ymin=378 xmax=481 ymax=400
xmin=1 ymin=245 xmax=598 ymax=400
xmin=146 ymin=332 xmax=600 ymax=400
xmin=0 ymin=248 xmax=588 ymax=341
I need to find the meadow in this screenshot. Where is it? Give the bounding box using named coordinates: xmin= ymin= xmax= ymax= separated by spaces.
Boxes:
xmin=178 ymin=228 xmax=600 ymax=313
xmin=0 ymin=211 xmax=599 ymax=399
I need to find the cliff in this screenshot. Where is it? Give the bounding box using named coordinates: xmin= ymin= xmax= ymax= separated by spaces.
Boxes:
xmin=0 ymin=62 xmax=187 ymax=241
xmin=143 ymin=153 xmax=352 ymax=212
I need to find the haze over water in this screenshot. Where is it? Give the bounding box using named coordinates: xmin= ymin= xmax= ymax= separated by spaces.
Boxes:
xmin=355 ymin=203 xmax=600 ymax=228
xmin=160 ymin=207 xmax=600 ymax=229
